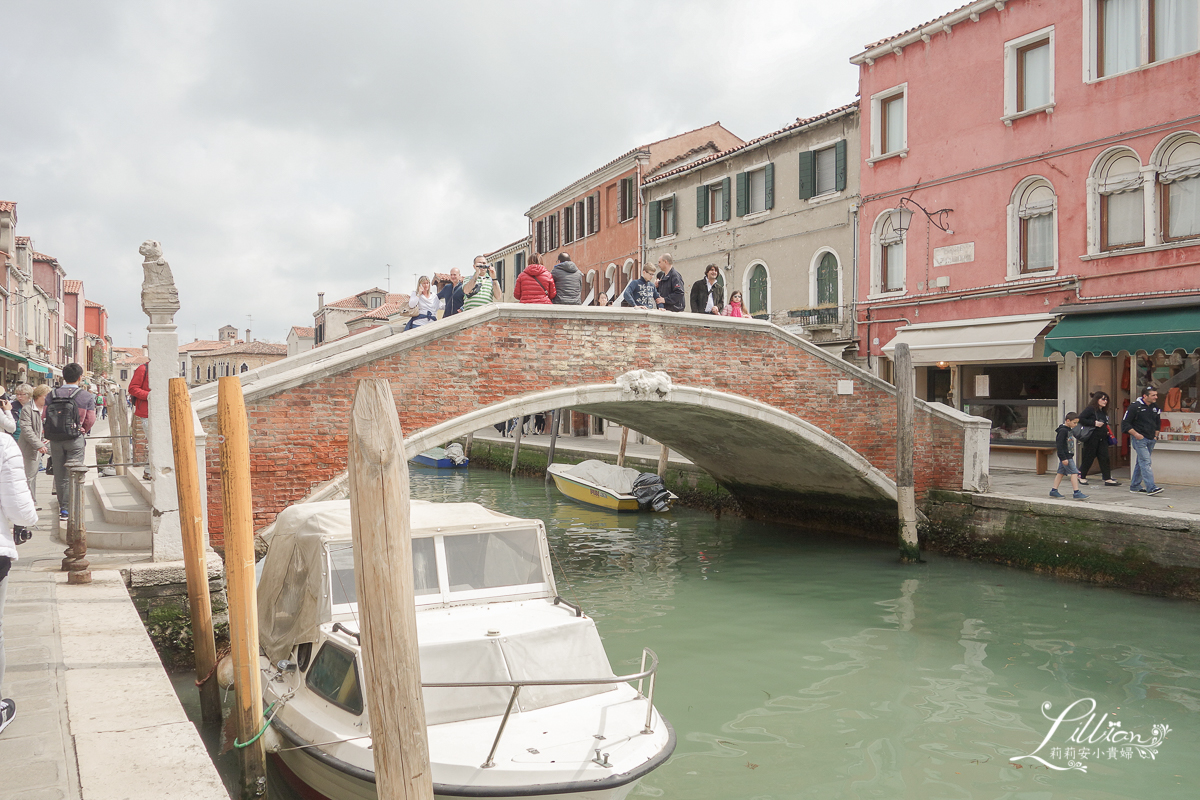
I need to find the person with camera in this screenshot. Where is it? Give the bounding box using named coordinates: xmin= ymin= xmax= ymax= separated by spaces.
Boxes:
xmin=0 ymin=399 xmax=41 ymax=735
xmin=463 ymin=255 xmax=504 ymax=310
xmin=18 ymin=385 xmax=50 ymax=500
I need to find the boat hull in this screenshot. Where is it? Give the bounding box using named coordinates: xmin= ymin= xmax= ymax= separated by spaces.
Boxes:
xmin=546 ymin=465 xmax=675 ymax=513
xmin=411 ymin=453 xmax=469 ymax=469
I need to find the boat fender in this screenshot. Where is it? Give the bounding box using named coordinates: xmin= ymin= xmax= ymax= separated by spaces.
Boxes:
xmin=216 ymin=654 xmax=236 ymax=690
xmin=261 ymin=724 xmax=285 ymax=754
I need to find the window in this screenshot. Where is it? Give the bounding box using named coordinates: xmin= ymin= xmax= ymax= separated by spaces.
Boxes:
xmin=493 ymin=258 xmax=505 ymax=291
xmin=180 ymin=361 xmax=186 ymax=378
xmin=1009 ymin=177 xmax=1058 ymax=275
xmin=586 ymin=191 xmax=600 ymax=234
xmin=1093 ymin=149 xmax=1145 ymax=250
xmin=1004 ymin=28 xmax=1055 ymax=119
xmin=1157 ymin=133 xmax=1200 ymax=241
xmin=873 ymin=212 xmax=906 ymax=294
xmin=369 ymin=296 xmax=381 ymax=308
xmin=799 ymin=141 xmax=848 ymax=199
xmin=443 ymin=530 xmax=543 ymax=591
xmin=306 ymin=642 xmax=364 ymax=715
xmin=536 ymin=219 xmax=545 ymax=253
xmin=240 ymin=363 xmax=248 ymax=373
xmin=563 ymin=205 xmax=574 ymax=244
xmin=816 ymin=252 xmax=839 ymax=308
xmin=618 ymin=177 xmax=636 ymax=222
xmin=194 ymin=365 xmax=199 ymax=381
xmin=1094 ymin=0 xmax=1200 ymax=78
xmin=737 ymin=165 xmax=774 ymax=216
xmin=513 ymin=251 xmax=525 ymax=283
xmin=696 ymin=178 xmax=731 ymax=227
xmin=648 ymin=195 xmax=675 ymax=239
xmin=746 ymin=262 xmax=769 ymax=318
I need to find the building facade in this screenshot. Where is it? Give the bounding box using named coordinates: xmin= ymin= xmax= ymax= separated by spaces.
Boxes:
xmin=312 ymin=288 xmax=405 ymax=346
xmin=525 ymin=124 xmax=743 ymax=302
xmin=190 ymin=340 xmax=287 ymax=384
xmin=643 ymin=104 xmax=860 ymax=357
xmin=484 ymin=236 xmax=531 ymax=295
xmin=287 ymin=326 xmax=315 ymax=358
xmin=852 ymin=0 xmax=1200 ymax=481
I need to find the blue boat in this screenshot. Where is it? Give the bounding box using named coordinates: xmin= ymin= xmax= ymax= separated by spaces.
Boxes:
xmin=410 ymin=445 xmax=469 ymax=469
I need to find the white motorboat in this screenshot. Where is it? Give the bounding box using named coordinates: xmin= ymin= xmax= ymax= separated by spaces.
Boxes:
xmin=256 ymin=499 xmax=675 ymax=800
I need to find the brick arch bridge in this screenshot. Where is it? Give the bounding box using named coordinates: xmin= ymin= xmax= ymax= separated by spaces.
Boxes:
xmin=190 ymin=305 xmax=989 ymax=546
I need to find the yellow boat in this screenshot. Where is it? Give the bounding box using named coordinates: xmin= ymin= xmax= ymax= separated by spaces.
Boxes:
xmin=546 ymin=461 xmax=677 ymax=513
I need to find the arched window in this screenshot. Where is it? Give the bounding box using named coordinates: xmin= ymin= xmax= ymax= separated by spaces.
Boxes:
xmin=1155 ymin=133 xmax=1200 ymax=242
xmin=604 ymin=263 xmax=618 ymax=301
xmin=872 ymin=212 xmax=905 ymax=294
xmin=240 ymin=363 xmax=249 ymax=373
xmin=1093 ymin=148 xmax=1145 ymax=251
xmin=816 ymin=251 xmax=839 ymax=307
xmin=1009 ymin=177 xmax=1058 ymax=275
xmin=745 ymin=262 xmax=769 ymax=319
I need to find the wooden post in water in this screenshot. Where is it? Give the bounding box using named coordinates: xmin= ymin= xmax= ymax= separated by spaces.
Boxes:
xmin=217 ymin=377 xmax=267 ymax=798
xmin=347 ymin=380 xmax=434 ymax=800
xmin=510 ymin=417 xmax=523 ymax=476
xmin=617 ymin=426 xmax=630 ymax=467
xmin=545 ymin=410 xmax=560 ymax=484
xmin=464 ymin=431 xmax=474 ymax=459
xmin=894 ymin=343 xmax=921 ymax=563
xmin=657 ymin=443 xmax=670 ymax=478
xmin=168 ymin=377 xmax=221 ymax=725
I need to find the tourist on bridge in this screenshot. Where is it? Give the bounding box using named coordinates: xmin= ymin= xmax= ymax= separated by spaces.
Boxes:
xmin=513 ymin=253 xmax=556 ymax=304
xmin=621 ymin=263 xmax=666 ymax=309
xmin=1123 ymin=386 xmax=1164 ymax=496
xmin=463 ymin=256 xmax=503 ymax=310
xmin=1077 ymin=391 xmax=1119 ymax=487
xmin=17 ymin=385 xmax=49 ymax=499
xmin=689 ymin=264 xmax=724 ymax=314
xmin=655 ymin=254 xmax=686 ymax=312
xmin=45 ymin=364 xmax=97 ymax=520
xmin=1049 ymin=412 xmax=1088 ymax=501
xmin=404 ymin=276 xmax=444 ymax=329
xmin=437 ymin=267 xmax=466 ymax=317
xmin=551 ymin=253 xmax=582 ymax=305
xmin=723 ymin=290 xmax=749 ymax=318
xmin=0 ymin=405 xmax=41 ymax=736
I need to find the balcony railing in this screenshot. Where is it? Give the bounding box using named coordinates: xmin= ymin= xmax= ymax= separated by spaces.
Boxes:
xmin=788 ymin=306 xmax=844 ymax=327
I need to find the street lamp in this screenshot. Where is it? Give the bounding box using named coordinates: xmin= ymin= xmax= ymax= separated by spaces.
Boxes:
xmin=888 ymin=196 xmax=953 ymax=238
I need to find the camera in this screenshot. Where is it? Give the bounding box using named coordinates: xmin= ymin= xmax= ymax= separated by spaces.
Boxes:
xmin=1 ymin=393 xmax=13 ymax=403
xmin=13 ymin=525 xmax=32 ymax=545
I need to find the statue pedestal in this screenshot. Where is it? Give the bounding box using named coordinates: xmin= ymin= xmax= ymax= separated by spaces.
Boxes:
xmin=146 ymin=316 xmax=182 ymax=561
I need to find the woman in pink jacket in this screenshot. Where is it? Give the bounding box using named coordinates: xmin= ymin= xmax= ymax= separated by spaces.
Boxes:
xmin=512 ymin=253 xmax=556 ymax=304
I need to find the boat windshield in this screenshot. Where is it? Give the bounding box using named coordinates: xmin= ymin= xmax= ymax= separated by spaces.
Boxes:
xmin=328 ymin=537 xmax=440 ymax=606
xmin=444 ymin=529 xmax=542 ymax=591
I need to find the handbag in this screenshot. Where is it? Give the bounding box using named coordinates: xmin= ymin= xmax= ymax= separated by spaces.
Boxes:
xmin=1077 ymin=425 xmax=1094 ymax=441
xmin=396 ymin=303 xmax=420 ymax=318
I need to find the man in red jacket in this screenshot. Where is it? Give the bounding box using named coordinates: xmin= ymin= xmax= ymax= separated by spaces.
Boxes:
xmin=127 ymin=361 xmax=150 ymax=480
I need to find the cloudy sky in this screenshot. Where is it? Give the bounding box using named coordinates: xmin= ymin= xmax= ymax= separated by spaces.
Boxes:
xmin=2 ymin=0 xmax=953 ymax=346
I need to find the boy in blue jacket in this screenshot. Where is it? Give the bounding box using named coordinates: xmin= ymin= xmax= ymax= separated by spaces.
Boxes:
xmin=1050 ymin=412 xmax=1088 ymax=500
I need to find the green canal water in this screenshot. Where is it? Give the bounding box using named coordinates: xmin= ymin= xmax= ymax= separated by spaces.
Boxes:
xmin=177 ymin=467 xmax=1200 ymax=799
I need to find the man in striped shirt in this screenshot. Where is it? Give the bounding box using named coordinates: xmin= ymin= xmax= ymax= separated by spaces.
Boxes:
xmin=463 ymin=256 xmax=504 ymax=311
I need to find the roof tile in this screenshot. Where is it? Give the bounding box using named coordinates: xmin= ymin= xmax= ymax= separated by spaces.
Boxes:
xmin=64 ymin=280 xmax=84 ymax=294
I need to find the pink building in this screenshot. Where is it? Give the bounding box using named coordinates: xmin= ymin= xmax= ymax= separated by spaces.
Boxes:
xmin=852 ymin=0 xmax=1200 ymax=482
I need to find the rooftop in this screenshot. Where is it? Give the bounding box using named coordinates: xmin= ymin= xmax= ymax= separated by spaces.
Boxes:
xmin=289 ymin=326 xmax=315 ymax=339
xmin=84 ymin=299 xmax=104 ymax=309
xmin=851 ymin=1 xmax=1006 ymax=64
xmin=64 ymin=280 xmax=84 ymax=294
xmin=32 ymin=251 xmax=58 ymax=263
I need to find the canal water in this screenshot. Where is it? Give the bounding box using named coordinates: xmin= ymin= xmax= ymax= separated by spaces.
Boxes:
xmin=176 ymin=467 xmax=1200 ymax=799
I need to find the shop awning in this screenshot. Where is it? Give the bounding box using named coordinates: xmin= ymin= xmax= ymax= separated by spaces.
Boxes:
xmin=1043 ymin=307 xmax=1200 ymax=357
xmin=25 ymin=359 xmax=51 ymax=375
xmin=882 ymin=314 xmax=1055 ymax=366
xmin=0 ymin=346 xmax=27 ymax=365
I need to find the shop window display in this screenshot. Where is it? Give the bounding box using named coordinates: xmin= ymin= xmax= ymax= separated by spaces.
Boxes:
xmin=962 ymin=363 xmax=1058 ymax=442
xmin=1141 ymin=350 xmax=1200 ymax=441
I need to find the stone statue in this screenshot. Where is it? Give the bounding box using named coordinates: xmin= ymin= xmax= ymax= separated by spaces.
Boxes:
xmin=139 ymin=240 xmax=180 ymax=315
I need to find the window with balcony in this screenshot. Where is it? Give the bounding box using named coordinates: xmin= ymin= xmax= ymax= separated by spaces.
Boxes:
xmin=746 ymin=262 xmax=770 ymax=319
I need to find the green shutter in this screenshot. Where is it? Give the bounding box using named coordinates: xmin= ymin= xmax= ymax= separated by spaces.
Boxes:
xmin=798 ymin=151 xmax=815 ymax=200
xmin=648 ymin=200 xmax=661 ymax=239
xmin=736 ymin=172 xmax=749 ymax=217
xmin=721 ymin=177 xmax=731 ymax=221
xmin=835 ymin=139 xmax=847 ymax=192
xmin=764 ymin=163 xmax=774 ymax=210
xmin=696 ymin=185 xmax=709 ymax=227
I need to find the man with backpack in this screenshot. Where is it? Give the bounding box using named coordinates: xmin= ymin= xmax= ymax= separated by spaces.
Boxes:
xmin=44 ymin=363 xmax=96 ymax=521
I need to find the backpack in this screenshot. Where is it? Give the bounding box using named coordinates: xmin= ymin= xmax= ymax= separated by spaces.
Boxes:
xmin=44 ymin=387 xmax=84 ymax=442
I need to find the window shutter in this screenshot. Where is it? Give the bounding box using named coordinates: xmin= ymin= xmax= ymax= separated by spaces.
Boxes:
xmin=671 ymin=196 xmax=677 ymax=233
xmin=764 ymin=163 xmax=775 ymax=210
xmin=835 ymin=140 xmax=847 ymax=192
xmin=798 ymin=151 xmax=815 ymax=200
xmin=536 ymin=220 xmax=544 ymax=253
xmin=736 ymin=172 xmax=749 ymax=216
xmin=648 ymin=200 xmax=661 ymax=240
xmin=697 ymin=185 xmax=709 ymax=227
xmin=721 ymin=177 xmax=731 ymax=221
xmin=591 ymin=192 xmax=600 ymax=233
xmin=618 ymin=181 xmax=627 ymax=222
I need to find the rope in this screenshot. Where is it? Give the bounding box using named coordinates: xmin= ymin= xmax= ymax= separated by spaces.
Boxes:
xmin=234 ymin=701 xmax=278 ymax=749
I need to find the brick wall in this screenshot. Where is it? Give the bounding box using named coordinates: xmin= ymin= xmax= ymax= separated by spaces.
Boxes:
xmin=199 ymin=312 xmax=969 ymax=546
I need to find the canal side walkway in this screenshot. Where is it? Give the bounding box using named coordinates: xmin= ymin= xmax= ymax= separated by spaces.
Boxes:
xmin=0 ymin=420 xmax=226 ymax=800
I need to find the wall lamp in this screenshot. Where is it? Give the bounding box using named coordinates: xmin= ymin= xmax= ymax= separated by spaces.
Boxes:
xmin=888 ymin=196 xmax=954 ymax=237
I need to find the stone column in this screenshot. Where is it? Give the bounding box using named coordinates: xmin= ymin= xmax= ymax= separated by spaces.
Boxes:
xmin=139 ymin=240 xmax=183 ymax=561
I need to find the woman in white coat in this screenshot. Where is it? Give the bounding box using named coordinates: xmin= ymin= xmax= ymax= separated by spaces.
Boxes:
xmin=0 ymin=419 xmax=41 ymax=735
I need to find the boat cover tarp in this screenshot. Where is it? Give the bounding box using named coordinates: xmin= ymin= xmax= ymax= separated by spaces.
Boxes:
xmin=444 ymin=442 xmax=467 ymax=465
xmin=565 ymin=459 xmax=641 ymax=495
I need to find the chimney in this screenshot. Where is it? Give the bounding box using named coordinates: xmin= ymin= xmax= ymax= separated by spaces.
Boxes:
xmin=246 ymin=328 xmax=251 ymax=341
xmin=318 ymin=292 xmax=325 ymax=310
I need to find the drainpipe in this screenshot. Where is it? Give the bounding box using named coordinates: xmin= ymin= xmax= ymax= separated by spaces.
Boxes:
xmin=850 ymin=202 xmax=860 ymax=358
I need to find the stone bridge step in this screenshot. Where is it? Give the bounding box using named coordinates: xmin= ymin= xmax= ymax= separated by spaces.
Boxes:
xmin=87 ymin=475 xmax=153 ymax=549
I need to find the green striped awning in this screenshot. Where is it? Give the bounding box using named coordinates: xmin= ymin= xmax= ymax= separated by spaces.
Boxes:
xmin=0 ymin=346 xmax=26 ymax=365
xmin=1044 ymin=307 xmax=1200 ymax=357
xmin=25 ymin=360 xmax=51 ymax=375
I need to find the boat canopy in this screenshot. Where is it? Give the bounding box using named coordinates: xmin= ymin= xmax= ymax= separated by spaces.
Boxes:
xmin=257 ymin=499 xmax=550 ymax=662
xmin=563 ymin=460 xmax=643 ymax=494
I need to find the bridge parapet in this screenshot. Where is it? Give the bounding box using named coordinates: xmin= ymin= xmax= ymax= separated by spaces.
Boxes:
xmin=192 ymin=304 xmax=990 ymax=545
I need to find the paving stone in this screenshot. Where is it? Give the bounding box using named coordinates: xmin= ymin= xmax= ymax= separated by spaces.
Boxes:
xmin=0 ymin=758 xmax=65 ymax=794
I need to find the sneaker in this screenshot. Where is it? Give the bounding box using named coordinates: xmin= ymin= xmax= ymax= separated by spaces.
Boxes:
xmin=1147 ymin=487 xmax=1164 ymax=496
xmin=1049 ymin=489 xmax=1065 ymax=498
xmin=0 ymin=699 xmax=15 ymax=735
xmin=1073 ymin=490 xmax=1089 ymax=500
xmin=1104 ymin=480 xmax=1121 ymax=486
xmin=59 ymin=509 xmax=69 ymax=520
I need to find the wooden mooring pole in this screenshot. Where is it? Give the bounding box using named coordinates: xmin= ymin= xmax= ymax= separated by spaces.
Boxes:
xmin=617 ymin=426 xmax=630 ymax=467
xmin=894 ymin=342 xmax=921 ymax=563
xmin=657 ymin=443 xmax=670 ymax=478
xmin=217 ymin=377 xmax=267 ymax=797
xmin=510 ymin=416 xmax=523 ymax=476
xmin=168 ymin=377 xmax=221 ymax=725
xmin=347 ymin=380 xmax=434 ymax=800
xmin=545 ymin=409 xmax=560 ymax=484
